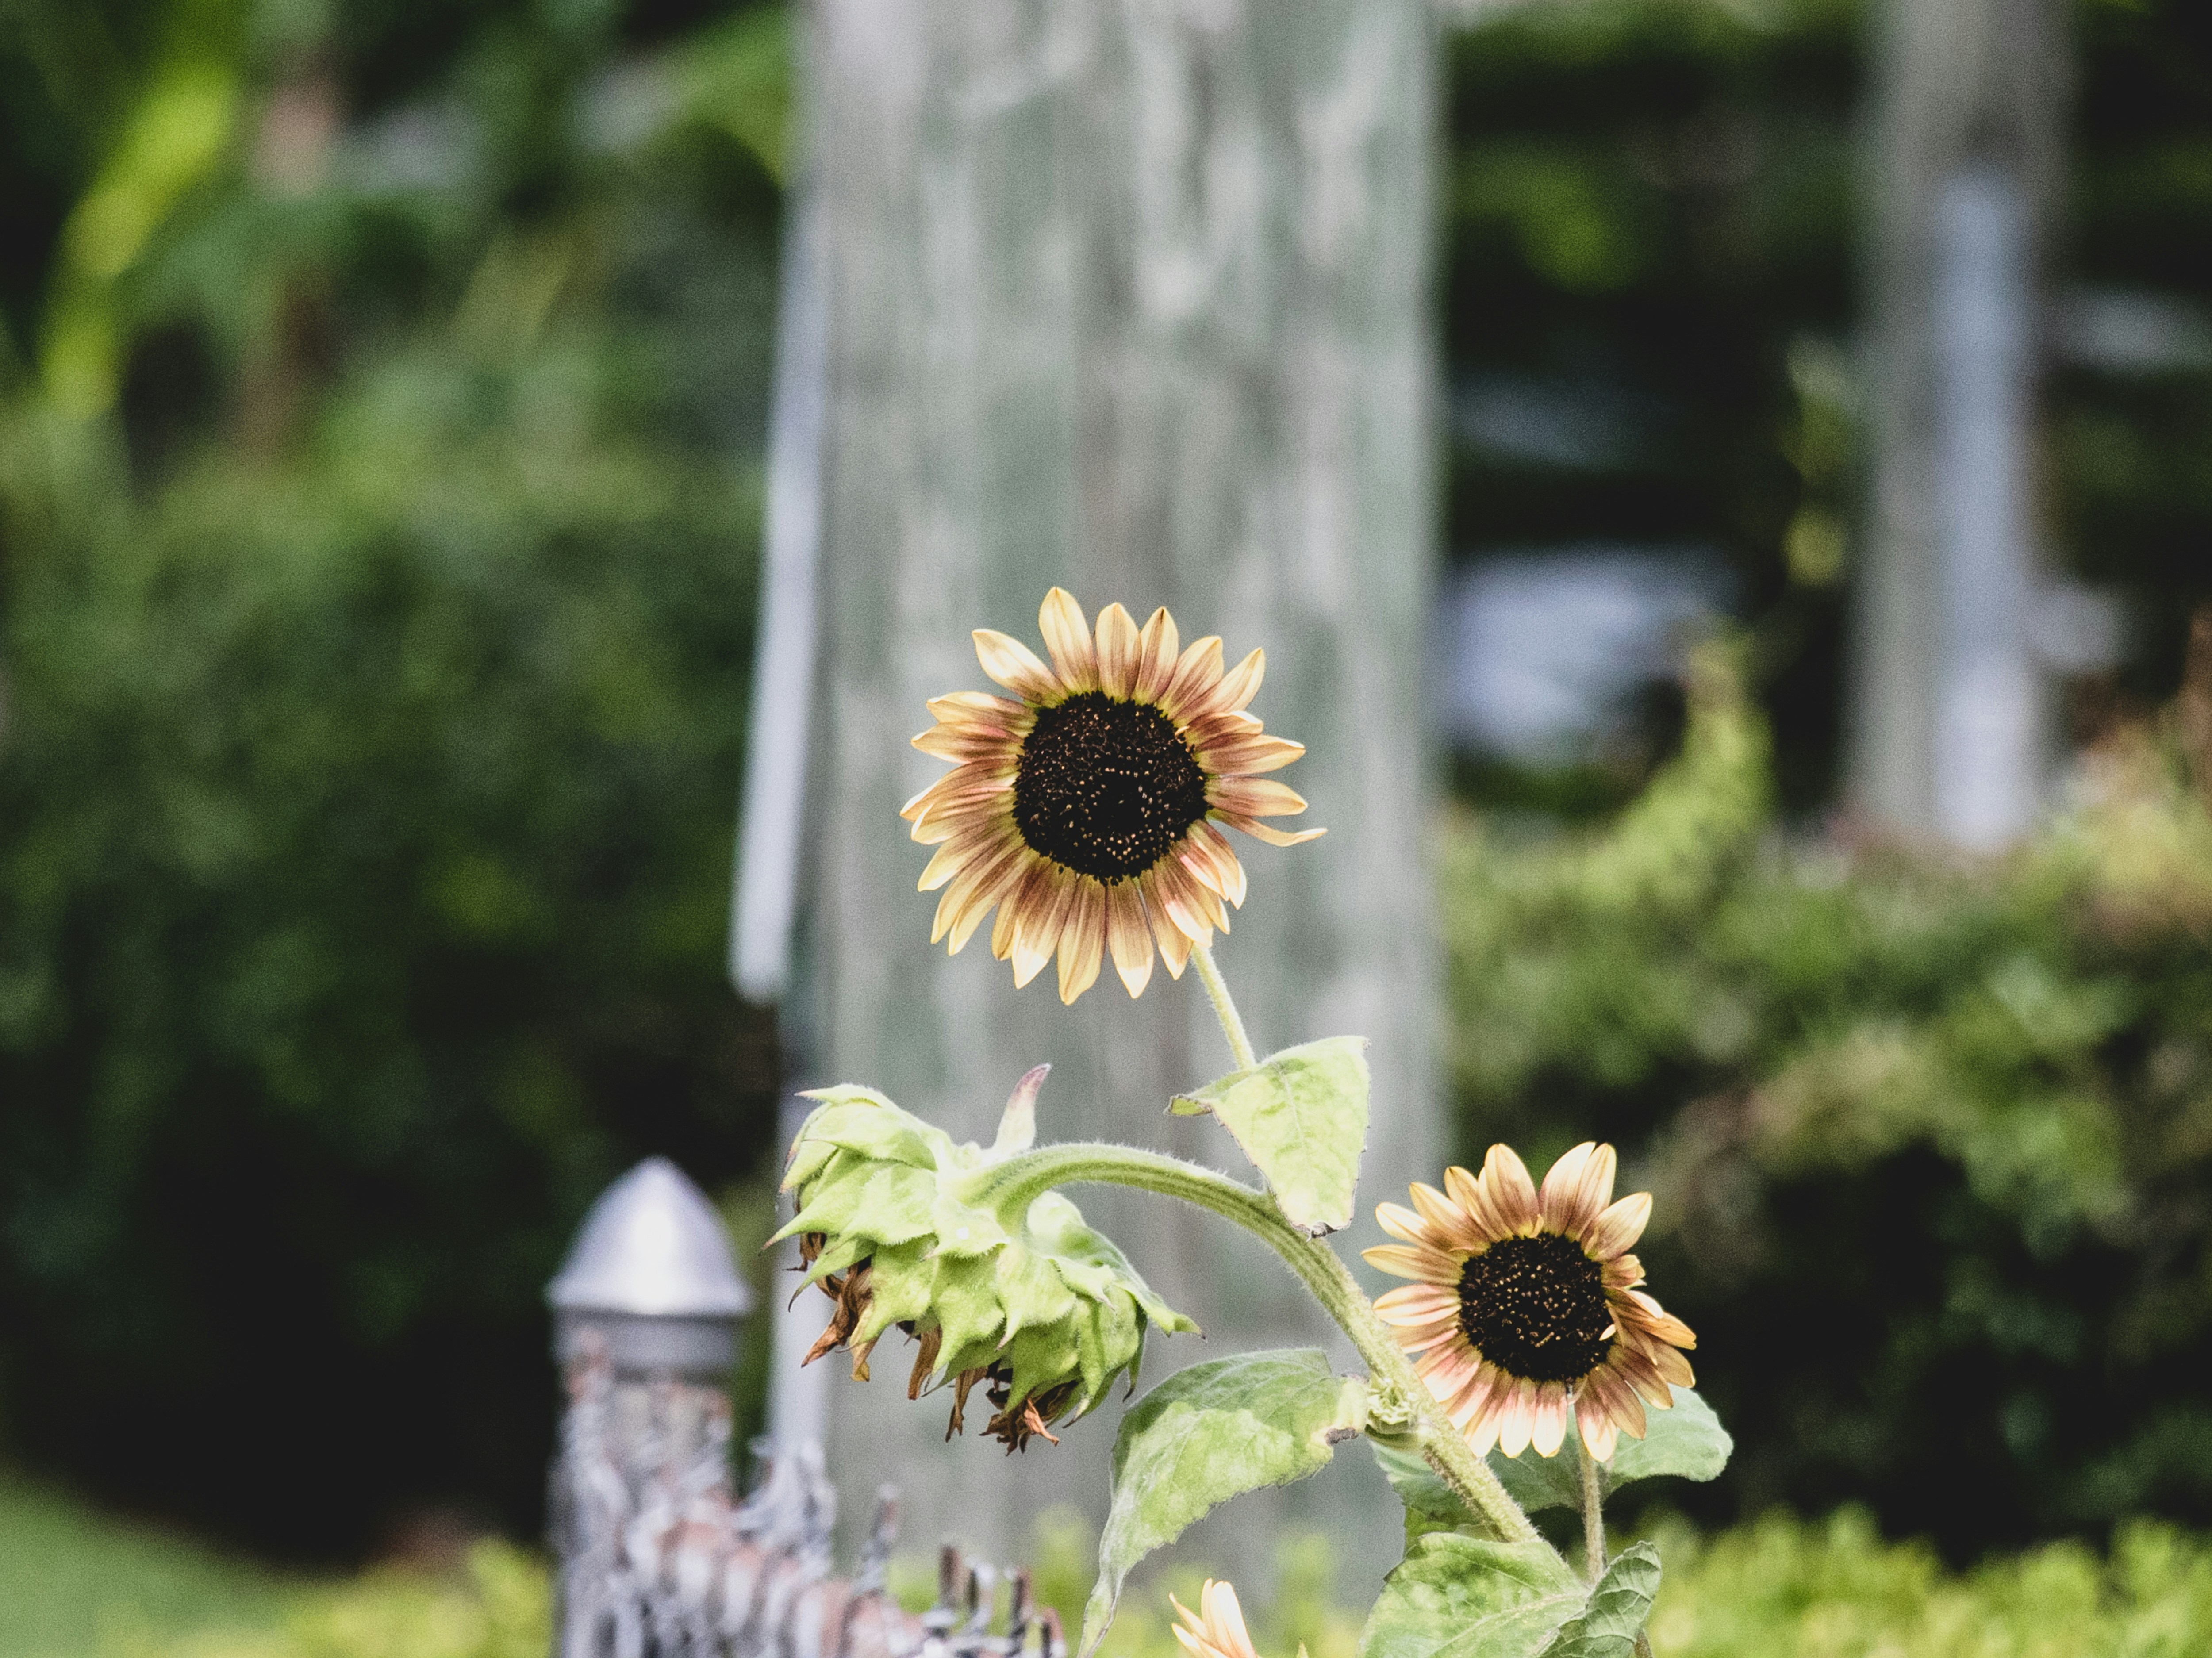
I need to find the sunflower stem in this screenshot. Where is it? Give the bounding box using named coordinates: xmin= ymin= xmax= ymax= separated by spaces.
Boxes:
xmin=1573 ymin=1416 xmax=1607 ymax=1581
xmin=1189 ymin=941 xmax=1258 ymax=1071
xmin=957 ymin=1141 xmax=1546 ymax=1552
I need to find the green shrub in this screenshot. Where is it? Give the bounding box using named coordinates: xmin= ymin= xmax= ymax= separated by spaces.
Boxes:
xmin=1645 ymin=1508 xmax=2212 ymax=1658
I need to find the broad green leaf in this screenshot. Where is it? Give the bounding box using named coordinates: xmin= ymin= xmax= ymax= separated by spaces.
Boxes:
xmin=1484 ymin=1391 xmax=1733 ymax=1513
xmin=1359 ymin=1534 xmax=1588 ymax=1658
xmin=1485 ymin=1443 xmax=1583 ymax=1515
xmin=1171 ymin=1036 xmax=1370 ymax=1234
xmin=1369 ymin=1441 xmax=1482 ymax=1547
xmin=1607 ymin=1387 xmax=1731 ymax=1487
xmin=1538 ymin=1544 xmax=1661 ymax=1658
xmin=1079 ymin=1350 xmax=1367 ymax=1657
xmin=1370 ymin=1442 xmax=1467 ymax=1522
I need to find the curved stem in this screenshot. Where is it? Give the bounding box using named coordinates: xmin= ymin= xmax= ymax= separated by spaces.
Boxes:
xmin=1573 ymin=1419 xmax=1606 ymax=1581
xmin=1189 ymin=941 xmax=1257 ymax=1071
xmin=958 ymin=1142 xmax=1542 ymax=1549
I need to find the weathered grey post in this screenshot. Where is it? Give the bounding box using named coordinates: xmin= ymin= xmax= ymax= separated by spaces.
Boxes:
xmin=759 ymin=0 xmax=1441 ymax=1597
xmin=1852 ymin=0 xmax=2068 ymax=845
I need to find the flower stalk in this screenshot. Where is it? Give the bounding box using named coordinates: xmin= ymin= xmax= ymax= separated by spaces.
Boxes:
xmin=1574 ymin=1421 xmax=1607 ymax=1581
xmin=1190 ymin=940 xmax=1257 ymax=1071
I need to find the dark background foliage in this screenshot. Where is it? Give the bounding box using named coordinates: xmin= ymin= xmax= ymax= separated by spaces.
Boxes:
xmin=0 ymin=0 xmax=787 ymax=1559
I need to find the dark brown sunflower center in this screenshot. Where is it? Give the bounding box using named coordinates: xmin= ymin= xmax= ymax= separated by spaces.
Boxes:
xmin=1011 ymin=691 xmax=1210 ymax=882
xmin=1457 ymin=1232 xmax=1613 ymax=1384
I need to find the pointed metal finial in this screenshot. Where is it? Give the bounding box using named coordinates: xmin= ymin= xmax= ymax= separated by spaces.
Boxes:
xmin=549 ymin=1156 xmax=752 ymax=1372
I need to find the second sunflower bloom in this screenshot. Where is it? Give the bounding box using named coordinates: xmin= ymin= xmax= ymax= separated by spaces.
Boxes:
xmin=1364 ymin=1142 xmax=1697 ymax=1463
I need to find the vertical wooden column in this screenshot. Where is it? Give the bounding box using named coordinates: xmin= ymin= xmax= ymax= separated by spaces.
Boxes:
xmin=787 ymin=0 xmax=1438 ymax=1594
xmin=1851 ymin=0 xmax=2066 ymax=842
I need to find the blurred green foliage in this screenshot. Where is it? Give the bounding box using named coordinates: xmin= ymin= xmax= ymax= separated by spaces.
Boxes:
xmin=23 ymin=1483 xmax=2212 ymax=1658
xmin=1644 ymin=1508 xmax=2212 ymax=1658
xmin=0 ymin=1477 xmax=289 ymax=1657
xmin=0 ymin=0 xmax=789 ymax=1556
xmin=1445 ymin=641 xmax=2212 ymax=1555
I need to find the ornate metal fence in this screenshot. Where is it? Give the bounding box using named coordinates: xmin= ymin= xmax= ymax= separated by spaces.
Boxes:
xmin=547 ymin=1160 xmax=1061 ymax=1658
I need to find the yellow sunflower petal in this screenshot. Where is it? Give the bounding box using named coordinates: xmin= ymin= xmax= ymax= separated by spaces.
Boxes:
xmin=1134 ymin=607 xmax=1181 ymax=702
xmin=1057 ymin=879 xmax=1108 ymax=1004
xmin=1375 ymin=1282 xmax=1460 ymax=1322
xmin=1578 ymin=1399 xmax=1621 ymax=1462
xmin=1362 ymin=1242 xmax=1460 ymax=1282
xmin=1202 ymin=1581 xmax=1258 ymax=1658
xmin=1038 ymin=587 xmax=1098 ymax=692
xmin=1213 ymin=810 xmax=1326 ymax=848
xmin=1152 ymin=858 xmax=1227 ymax=939
xmin=1195 ymin=733 xmax=1307 ymax=777
xmin=1529 ymin=1382 xmax=1569 ymax=1457
xmin=1010 ymin=866 xmax=1078 ymax=986
xmin=1211 ymin=776 xmax=1308 ymax=817
xmin=1540 ymin=1141 xmax=1616 ymax=1238
xmin=1095 ymin=603 xmax=1141 ymax=699
xmin=1160 ymin=635 xmax=1224 ymax=718
xmin=912 ymin=722 xmax=1021 ymax=763
xmin=1140 ymin=870 xmax=1196 ymax=977
xmin=926 ymin=689 xmax=1025 ymax=723
xmin=1407 ymin=1182 xmax=1484 ymax=1251
xmin=1186 ymin=646 xmax=1264 ymax=722
xmin=1475 ymin=1144 xmax=1541 ymax=1236
xmin=1106 ymin=879 xmax=1155 ymax=998
xmin=972 ymin=628 xmax=1060 ymax=702
xmin=935 ymin=840 xmax=1028 ymax=947
xmin=1464 ymin=1387 xmax=1506 ymax=1455
xmin=1587 ymin=1191 xmax=1653 ymax=1260
xmin=1375 ymin=1201 xmax=1439 ymax=1248
xmin=1587 ymin=1363 xmax=1648 ymax=1440
xmin=1187 ymin=821 xmax=1249 ymax=907
xmin=918 ymin=823 xmax=1013 ymax=891
xmin=1495 ymin=1378 xmax=1537 ymax=1458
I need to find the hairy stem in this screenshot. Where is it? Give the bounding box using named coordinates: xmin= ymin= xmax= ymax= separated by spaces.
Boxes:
xmin=958 ymin=1142 xmax=1543 ymax=1549
xmin=1573 ymin=1417 xmax=1606 ymax=1581
xmin=1189 ymin=940 xmax=1257 ymax=1071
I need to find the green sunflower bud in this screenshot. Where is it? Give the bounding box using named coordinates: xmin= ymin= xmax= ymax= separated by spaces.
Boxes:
xmin=772 ymin=1065 xmax=1197 ymax=1450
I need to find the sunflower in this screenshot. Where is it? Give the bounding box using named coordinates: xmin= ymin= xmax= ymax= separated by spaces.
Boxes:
xmin=902 ymin=588 xmax=1322 ymax=1004
xmin=1364 ymin=1142 xmax=1697 ymax=1462
xmin=1170 ymin=1581 xmax=1263 ymax=1658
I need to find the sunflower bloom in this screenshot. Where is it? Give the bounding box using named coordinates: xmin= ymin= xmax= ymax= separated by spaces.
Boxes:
xmin=1364 ymin=1143 xmax=1697 ymax=1463
xmin=1171 ymin=1581 xmax=1262 ymax=1658
xmin=902 ymin=589 xmax=1322 ymax=1004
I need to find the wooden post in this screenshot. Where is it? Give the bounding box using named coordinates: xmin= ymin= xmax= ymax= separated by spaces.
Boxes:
xmin=781 ymin=0 xmax=1439 ymax=1590
xmin=1852 ymin=0 xmax=2067 ymax=843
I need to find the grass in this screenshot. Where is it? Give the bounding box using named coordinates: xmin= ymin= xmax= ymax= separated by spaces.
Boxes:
xmin=0 ymin=1479 xmax=292 ymax=1658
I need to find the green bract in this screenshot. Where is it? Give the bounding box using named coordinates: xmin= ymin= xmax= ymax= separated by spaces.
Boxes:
xmin=770 ymin=1070 xmax=1196 ymax=1445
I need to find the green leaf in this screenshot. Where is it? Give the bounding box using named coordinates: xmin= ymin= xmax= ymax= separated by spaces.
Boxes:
xmin=1538 ymin=1544 xmax=1661 ymax=1658
xmin=1368 ymin=1441 xmax=1477 ymax=1547
xmin=1171 ymin=1036 xmax=1370 ymax=1234
xmin=1608 ymin=1388 xmax=1731 ymax=1487
xmin=1079 ymin=1349 xmax=1367 ymax=1657
xmin=1481 ymin=1390 xmax=1733 ymax=1513
xmin=1484 ymin=1443 xmax=1584 ymax=1516
xmin=1359 ymin=1534 xmax=1589 ymax=1658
